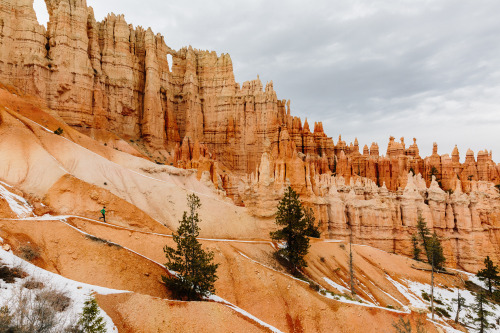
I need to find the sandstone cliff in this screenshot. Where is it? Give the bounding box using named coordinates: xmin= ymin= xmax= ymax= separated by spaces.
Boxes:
xmin=2 ymin=0 xmax=498 ymax=198
xmin=1 ymin=0 xmax=499 ymax=271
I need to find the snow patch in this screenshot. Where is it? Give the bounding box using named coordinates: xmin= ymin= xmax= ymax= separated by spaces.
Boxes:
xmin=405 ymin=279 xmax=500 ymax=333
xmin=208 ymin=295 xmax=284 ymax=333
xmin=0 ymin=249 xmax=126 ymax=332
xmin=0 ymin=182 xmax=34 ymax=218
xmin=385 ymin=275 xmax=424 ymax=309
xmin=323 ymin=277 xmax=350 ymax=294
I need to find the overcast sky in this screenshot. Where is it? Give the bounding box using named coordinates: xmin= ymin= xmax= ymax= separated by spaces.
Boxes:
xmin=33 ymin=0 xmax=500 ymax=161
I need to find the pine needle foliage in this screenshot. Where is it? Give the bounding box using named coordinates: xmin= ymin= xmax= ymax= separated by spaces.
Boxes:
xmin=468 ymin=292 xmax=493 ymax=333
xmin=416 ymin=214 xmax=431 ymax=254
xmin=427 ymin=232 xmax=446 ymax=270
xmin=416 ymin=215 xmax=445 ymax=270
xmin=76 ymin=296 xmax=107 ymax=333
xmin=304 ymin=207 xmax=321 ymax=238
xmin=412 ymin=233 xmax=421 ymax=261
xmin=477 ymin=256 xmax=499 ymax=294
xmin=163 ymin=194 xmax=219 ymax=301
xmin=271 ymin=186 xmax=311 ymax=274
xmin=452 ymin=289 xmax=466 ymax=324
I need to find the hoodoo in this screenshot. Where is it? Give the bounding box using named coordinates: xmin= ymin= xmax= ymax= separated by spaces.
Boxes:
xmin=0 ymin=1 xmax=499 ymax=332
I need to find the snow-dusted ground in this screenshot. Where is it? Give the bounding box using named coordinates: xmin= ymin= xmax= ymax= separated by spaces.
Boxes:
xmin=407 ymin=279 xmax=500 ymax=333
xmin=386 ymin=274 xmax=500 ymax=333
xmin=323 ymin=277 xmax=350 ymax=294
xmin=208 ymin=294 xmax=284 ymax=333
xmin=0 ymin=181 xmax=34 ymax=218
xmin=0 ymin=249 xmax=125 ymax=332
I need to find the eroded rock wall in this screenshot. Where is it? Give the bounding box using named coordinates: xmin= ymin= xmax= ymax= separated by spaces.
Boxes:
xmin=1 ymin=0 xmax=499 ymax=270
xmin=1 ymin=0 xmax=499 ymax=194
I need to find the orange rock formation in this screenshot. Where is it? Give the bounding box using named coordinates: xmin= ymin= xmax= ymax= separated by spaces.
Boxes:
xmin=1 ymin=0 xmax=499 ymax=271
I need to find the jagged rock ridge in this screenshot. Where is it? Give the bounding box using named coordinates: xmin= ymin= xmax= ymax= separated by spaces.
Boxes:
xmin=1 ymin=0 xmax=499 ymax=270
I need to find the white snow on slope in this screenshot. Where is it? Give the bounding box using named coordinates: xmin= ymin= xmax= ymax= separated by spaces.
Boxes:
xmin=0 ymin=249 xmax=126 ymax=332
xmin=323 ymin=277 xmax=350 ymax=294
xmin=0 ymin=182 xmax=33 ymax=218
xmin=385 ymin=275 xmax=425 ymax=309
xmin=405 ymin=279 xmax=500 ymax=333
xmin=451 ymin=268 xmax=498 ymax=292
xmin=208 ymin=295 xmax=284 ymax=333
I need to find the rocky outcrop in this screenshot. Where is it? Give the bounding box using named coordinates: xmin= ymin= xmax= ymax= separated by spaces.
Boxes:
xmin=1 ymin=0 xmax=499 ymax=196
xmin=241 ymin=162 xmax=500 ymax=272
xmin=1 ymin=0 xmax=499 ymax=270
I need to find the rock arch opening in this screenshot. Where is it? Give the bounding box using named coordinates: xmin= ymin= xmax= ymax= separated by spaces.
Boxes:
xmin=33 ymin=0 xmax=49 ymax=28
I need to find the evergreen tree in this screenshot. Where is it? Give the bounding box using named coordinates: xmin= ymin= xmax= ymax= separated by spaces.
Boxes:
xmin=76 ymin=296 xmax=107 ymax=333
xmin=453 ymin=289 xmax=466 ymax=324
xmin=271 ymin=186 xmax=310 ymax=275
xmin=416 ymin=215 xmax=445 ymax=269
xmin=411 ymin=233 xmax=421 ymax=261
xmin=477 ymin=256 xmax=500 ymax=294
xmin=416 ymin=214 xmax=431 ymax=256
xmin=415 ymin=214 xmax=446 ymax=320
xmin=304 ymin=207 xmax=321 ymax=238
xmin=428 ymin=232 xmax=446 ymax=270
xmin=468 ymin=292 xmax=493 ymax=333
xmin=163 ymin=194 xmax=219 ymax=301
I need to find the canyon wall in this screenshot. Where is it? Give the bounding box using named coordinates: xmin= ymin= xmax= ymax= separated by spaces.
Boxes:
xmin=1 ymin=0 xmax=499 ymax=270
xmin=1 ymin=0 xmax=499 ymax=195
xmin=241 ymin=152 xmax=500 ymax=272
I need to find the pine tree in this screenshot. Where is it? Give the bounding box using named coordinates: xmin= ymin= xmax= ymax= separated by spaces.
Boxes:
xmin=163 ymin=194 xmax=219 ymax=301
xmin=415 ymin=214 xmax=446 ymax=320
xmin=416 ymin=214 xmax=431 ymax=258
xmin=391 ymin=317 xmax=426 ymax=333
xmin=468 ymin=292 xmax=493 ymax=333
xmin=271 ymin=186 xmax=310 ymax=275
xmin=453 ymin=289 xmax=466 ymax=324
xmin=392 ymin=317 xmax=412 ymax=333
xmin=477 ymin=256 xmax=500 ymax=294
xmin=349 ymin=228 xmax=355 ymax=295
xmin=428 ymin=232 xmax=446 ymax=270
xmin=411 ymin=233 xmax=421 ymax=261
xmin=76 ymin=296 xmax=107 ymax=333
xmin=304 ymin=207 xmax=321 ymax=238
xmin=416 ymin=215 xmax=445 ymax=269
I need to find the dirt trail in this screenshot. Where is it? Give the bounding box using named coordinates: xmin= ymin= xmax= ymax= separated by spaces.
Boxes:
xmin=0 ymin=86 xmax=471 ymax=332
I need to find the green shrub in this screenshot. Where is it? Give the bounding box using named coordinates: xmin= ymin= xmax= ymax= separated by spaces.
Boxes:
xmin=308 ymin=281 xmax=320 ymax=292
xmin=0 ymin=306 xmax=13 ymax=332
xmin=54 ymin=127 xmax=64 ymax=135
xmin=432 ymin=306 xmax=451 ymax=318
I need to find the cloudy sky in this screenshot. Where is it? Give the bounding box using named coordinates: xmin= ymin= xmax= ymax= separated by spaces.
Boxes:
xmin=33 ymin=0 xmax=500 ymax=161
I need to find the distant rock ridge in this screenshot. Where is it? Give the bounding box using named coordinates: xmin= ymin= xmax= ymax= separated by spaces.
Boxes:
xmin=1 ymin=0 xmax=499 ymax=270
xmin=1 ymin=0 xmax=498 ymax=201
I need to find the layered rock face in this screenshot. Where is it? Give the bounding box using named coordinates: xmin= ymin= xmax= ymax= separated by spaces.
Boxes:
xmin=1 ymin=0 xmax=499 ymax=270
xmin=1 ymin=0 xmax=499 ymax=194
xmin=241 ymin=157 xmax=500 ymax=271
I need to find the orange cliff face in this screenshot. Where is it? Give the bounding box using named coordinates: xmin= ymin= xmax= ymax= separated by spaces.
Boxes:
xmin=1 ymin=0 xmax=500 ymax=270
xmin=1 ymin=0 xmax=499 ymax=197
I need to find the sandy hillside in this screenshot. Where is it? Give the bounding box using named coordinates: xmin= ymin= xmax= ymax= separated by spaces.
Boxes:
xmin=0 ymin=85 xmax=497 ymax=333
